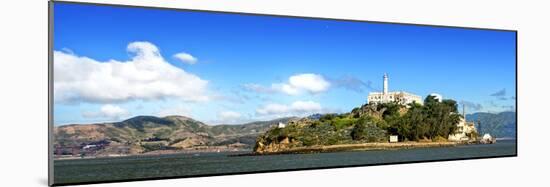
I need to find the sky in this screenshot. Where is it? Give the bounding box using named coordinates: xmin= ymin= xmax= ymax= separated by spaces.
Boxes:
xmin=52 ymin=2 xmax=516 ymax=125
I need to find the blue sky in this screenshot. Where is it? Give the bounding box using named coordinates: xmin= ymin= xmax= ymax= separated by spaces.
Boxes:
xmin=53 ymin=3 xmax=516 ymax=125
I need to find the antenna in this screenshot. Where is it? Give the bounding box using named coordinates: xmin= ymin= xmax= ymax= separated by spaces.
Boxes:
xmin=463 ymin=104 xmax=466 ymax=122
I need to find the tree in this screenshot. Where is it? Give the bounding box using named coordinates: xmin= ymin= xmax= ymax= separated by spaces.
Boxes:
xmin=402 ymin=103 xmax=426 ymax=140
xmin=319 ymin=113 xmax=337 ymax=122
xmin=378 ymin=102 xmax=402 ymax=120
xmin=351 ymin=117 xmax=386 ymax=142
xmin=351 ymin=121 xmax=366 ymax=141
xmin=420 ymin=97 xmax=461 ymax=139
xmin=390 ymin=96 xmax=462 ymax=140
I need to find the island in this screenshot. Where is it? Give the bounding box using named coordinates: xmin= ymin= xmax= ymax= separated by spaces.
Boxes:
xmin=252 ymin=74 xmax=486 ymax=155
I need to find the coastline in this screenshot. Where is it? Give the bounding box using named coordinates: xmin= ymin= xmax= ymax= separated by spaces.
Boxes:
xmin=54 ymin=148 xmax=251 ymax=160
xmin=239 ymin=141 xmax=462 ymax=156
xmin=55 ymin=140 xmax=514 ymax=160
xmin=54 ymin=142 xmax=459 ymax=160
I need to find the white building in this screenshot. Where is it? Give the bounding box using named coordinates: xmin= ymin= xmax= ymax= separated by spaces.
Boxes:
xmin=277 ymin=122 xmax=286 ymax=128
xmin=367 ymin=73 xmax=423 ymax=106
xmin=448 ymin=117 xmax=477 ymax=141
xmin=448 ymin=105 xmax=478 ymax=142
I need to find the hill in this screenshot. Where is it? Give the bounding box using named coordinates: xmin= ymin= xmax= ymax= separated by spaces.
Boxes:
xmin=466 ymin=111 xmax=516 ymax=138
xmin=53 ymin=116 xmax=296 ymax=157
xmin=254 ymin=97 xmax=466 ymax=154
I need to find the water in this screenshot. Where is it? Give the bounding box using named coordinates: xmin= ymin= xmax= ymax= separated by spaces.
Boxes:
xmin=54 ymin=140 xmax=516 ymax=185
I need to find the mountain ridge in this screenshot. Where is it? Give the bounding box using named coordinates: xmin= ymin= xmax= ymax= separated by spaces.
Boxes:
xmin=466 ymin=111 xmax=516 ymax=138
xmin=54 ymin=115 xmax=297 ymax=157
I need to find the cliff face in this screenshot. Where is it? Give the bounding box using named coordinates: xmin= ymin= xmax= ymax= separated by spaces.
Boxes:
xmin=54 ymin=116 xmax=295 ymax=156
xmin=254 ymin=137 xmax=295 ymax=154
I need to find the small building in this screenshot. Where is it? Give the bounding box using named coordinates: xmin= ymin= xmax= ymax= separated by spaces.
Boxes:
xmin=389 ymin=135 xmax=399 ymax=143
xmin=277 ymin=122 xmax=286 ymax=128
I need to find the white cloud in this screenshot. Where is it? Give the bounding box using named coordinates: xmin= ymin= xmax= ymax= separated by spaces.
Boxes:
xmin=204 ymin=110 xmax=247 ymax=125
xmin=156 ymin=105 xmax=192 ymax=117
xmin=218 ymin=111 xmax=242 ymax=121
xmin=274 ymin=83 xmax=301 ymax=95
xmin=242 ymin=83 xmax=277 ymax=94
xmin=290 ymin=101 xmax=323 ymax=113
xmin=173 ymin=52 xmax=198 ymax=65
xmin=243 ymin=73 xmax=330 ymax=95
xmin=82 ymin=104 xmax=130 ymax=120
xmin=54 ymin=41 xmax=209 ymax=104
xmin=256 ymin=100 xmax=323 ymax=117
xmin=256 ymin=103 xmax=289 ymax=115
xmin=286 ymin=74 xmax=330 ymax=94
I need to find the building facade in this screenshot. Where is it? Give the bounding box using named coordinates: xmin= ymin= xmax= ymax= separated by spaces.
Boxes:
xmin=367 ymin=73 xmax=423 ymax=106
xmin=448 ymin=105 xmax=478 ymax=142
xmin=448 ymin=117 xmax=477 ymax=141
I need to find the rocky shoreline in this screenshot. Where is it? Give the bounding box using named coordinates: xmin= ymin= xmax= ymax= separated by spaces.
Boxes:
xmin=234 ymin=141 xmax=461 ymax=156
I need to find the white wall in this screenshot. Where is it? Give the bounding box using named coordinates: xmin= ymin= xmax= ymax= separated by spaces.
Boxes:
xmin=1 ymin=0 xmax=548 ymax=186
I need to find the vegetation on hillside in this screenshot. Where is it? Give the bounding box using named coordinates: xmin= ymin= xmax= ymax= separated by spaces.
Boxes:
xmin=54 ymin=116 xmax=296 ymax=156
xmin=390 ymin=96 xmax=461 ymax=141
xmin=254 ymin=95 xmax=464 ymax=152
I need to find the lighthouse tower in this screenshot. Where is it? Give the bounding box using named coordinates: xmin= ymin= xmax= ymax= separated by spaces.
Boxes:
xmin=383 ymin=73 xmax=389 ymax=94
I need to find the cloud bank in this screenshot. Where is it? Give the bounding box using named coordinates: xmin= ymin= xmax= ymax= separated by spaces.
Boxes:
xmin=329 ymin=76 xmax=374 ymax=93
xmin=54 ymin=41 xmax=209 ymax=104
xmin=82 ymin=104 xmax=130 ymax=120
xmin=490 ymin=89 xmax=506 ymax=97
xmin=217 ymin=111 xmax=243 ymax=123
xmin=460 ymin=100 xmax=484 ymax=111
xmin=256 ymin=100 xmax=324 ymax=118
xmin=243 ymin=73 xmax=330 ymax=95
xmin=156 ymin=105 xmax=192 ymax=117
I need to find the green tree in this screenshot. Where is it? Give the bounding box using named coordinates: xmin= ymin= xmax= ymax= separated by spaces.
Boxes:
xmin=350 ymin=118 xmax=386 ymax=142
xmin=378 ymin=102 xmax=402 ymax=120
xmin=421 ymin=96 xmax=460 ymax=139
xmin=351 ymin=121 xmax=366 ymax=140
xmin=408 ymin=104 xmax=429 ymax=140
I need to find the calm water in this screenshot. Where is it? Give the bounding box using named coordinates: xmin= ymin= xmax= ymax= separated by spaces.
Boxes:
xmin=54 ymin=140 xmax=516 ymax=185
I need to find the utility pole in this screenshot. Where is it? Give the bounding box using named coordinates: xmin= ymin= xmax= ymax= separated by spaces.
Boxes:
xmin=477 ymin=119 xmax=482 ymax=135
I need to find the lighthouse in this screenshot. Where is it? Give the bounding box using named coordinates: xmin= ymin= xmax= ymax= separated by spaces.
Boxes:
xmin=383 ymin=73 xmax=388 ymax=94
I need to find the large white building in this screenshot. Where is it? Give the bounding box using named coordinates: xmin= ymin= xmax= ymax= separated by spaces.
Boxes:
xmin=367 ymin=73 xmax=423 ymax=106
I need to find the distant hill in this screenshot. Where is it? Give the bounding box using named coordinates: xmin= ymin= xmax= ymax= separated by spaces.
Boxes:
xmin=54 ymin=116 xmax=296 ymax=156
xmin=466 ymin=111 xmax=516 ymax=138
